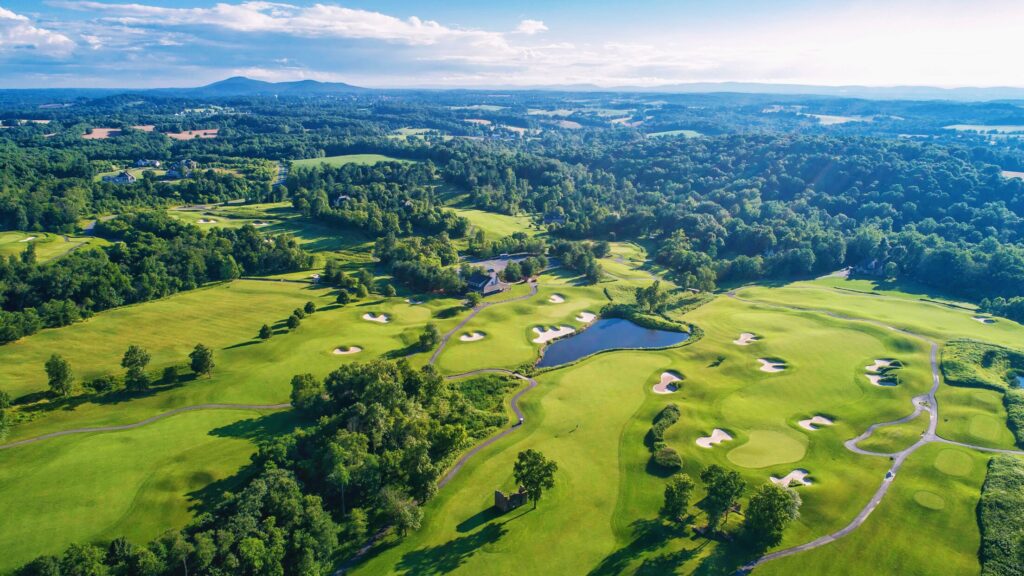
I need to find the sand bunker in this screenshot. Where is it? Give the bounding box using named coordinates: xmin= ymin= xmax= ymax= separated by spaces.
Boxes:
xmin=362 ymin=313 xmax=390 ymax=324
xmin=196 ymin=218 xmax=217 ymax=224
xmin=652 ymin=371 xmax=681 ymax=394
xmin=459 ymin=332 xmax=485 ymax=342
xmin=866 ymin=374 xmax=897 ymax=387
xmin=758 ymin=359 xmax=787 ymax=372
xmin=972 ymin=316 xmax=996 ymax=324
xmin=733 ymin=332 xmax=759 ymax=346
xmin=696 ymin=429 xmax=734 ymax=449
xmin=575 ymin=311 xmax=597 ymax=323
xmin=18 ymin=236 xmax=36 ymax=242
xmin=332 ymin=346 xmax=362 ymax=355
xmin=865 ymin=359 xmax=893 ymax=372
xmin=798 ymin=416 xmax=834 ymax=431
xmin=532 ymin=325 xmax=575 ymax=344
xmin=405 ymin=298 xmax=423 ymax=305
xmin=770 ymin=469 xmax=812 ymax=487
xmin=548 ymin=294 xmax=565 ymax=303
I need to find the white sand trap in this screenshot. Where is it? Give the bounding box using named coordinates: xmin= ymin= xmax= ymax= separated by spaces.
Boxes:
xmin=696 ymin=429 xmax=733 ymax=449
xmin=866 ymin=374 xmax=897 ymax=387
xmin=362 ymin=313 xmax=390 ymax=324
xmin=865 ymin=359 xmax=893 ymax=372
xmin=652 ymin=371 xmax=681 ymax=394
xmin=18 ymin=236 xmax=36 ymax=242
xmin=733 ymin=332 xmax=759 ymax=346
xmin=575 ymin=311 xmax=597 ymax=323
xmin=972 ymin=316 xmax=996 ymax=324
xmin=333 ymin=346 xmax=362 ymax=355
xmin=405 ymin=298 xmax=423 ymax=305
xmin=798 ymin=416 xmax=834 ymax=431
xmin=532 ymin=325 xmax=575 ymax=344
xmin=196 ymin=218 xmax=217 ymax=224
xmin=548 ymin=294 xmax=566 ymax=303
xmin=758 ymin=359 xmax=787 ymax=372
xmin=459 ymin=332 xmax=485 ymax=342
xmin=771 ymin=469 xmax=812 ymax=487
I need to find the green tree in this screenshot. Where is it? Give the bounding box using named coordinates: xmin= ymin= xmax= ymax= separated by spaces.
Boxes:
xmin=336 ymin=290 xmax=351 ymax=305
xmin=293 ymin=307 xmax=306 ymax=319
xmin=45 ymin=354 xmax=74 ymax=397
xmin=465 ymin=292 xmax=482 ymax=308
xmin=384 ymin=284 xmax=397 ymax=298
xmin=259 ymin=324 xmax=273 ymax=339
xmin=419 ymin=323 xmax=441 ymax=350
xmin=700 ymin=464 xmax=745 ymax=531
xmin=290 ymin=373 xmax=323 ymax=414
xmin=304 ymin=301 xmax=316 ymax=314
xmin=162 ymin=366 xmax=178 ymax=384
xmin=189 ymin=343 xmax=215 ymax=378
xmin=0 ymin=389 xmax=11 ymax=410
xmin=661 ymin=473 xmax=695 ymax=523
xmin=121 ymin=345 xmax=151 ymax=391
xmin=381 ymin=486 xmax=422 ymax=536
xmin=60 ymin=543 xmax=108 ymax=576
xmin=287 ymin=314 xmax=301 ymax=330
xmin=513 ymin=449 xmax=558 ymax=508
xmin=357 ymin=283 xmax=369 ymax=299
xmin=742 ymin=483 xmax=802 ymax=548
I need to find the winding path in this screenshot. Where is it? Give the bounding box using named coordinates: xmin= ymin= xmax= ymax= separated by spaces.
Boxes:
xmin=428 ymin=280 xmax=539 ymax=365
xmin=0 ymin=403 xmax=291 ymax=451
xmin=727 ymin=291 xmax=1024 ymax=572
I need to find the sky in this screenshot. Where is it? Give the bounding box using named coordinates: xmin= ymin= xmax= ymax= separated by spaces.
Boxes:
xmin=0 ymin=0 xmax=1020 ymax=89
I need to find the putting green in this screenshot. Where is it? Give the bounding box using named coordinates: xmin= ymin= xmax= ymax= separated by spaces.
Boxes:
xmin=725 ymin=430 xmax=808 ymax=468
xmin=913 ymin=491 xmax=946 ymax=510
xmin=934 ymin=449 xmax=974 ymax=477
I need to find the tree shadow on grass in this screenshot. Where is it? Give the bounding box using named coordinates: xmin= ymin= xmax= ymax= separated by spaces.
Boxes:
xmin=690 ymin=539 xmax=758 ymax=576
xmin=588 ymin=518 xmax=691 ymax=576
xmin=396 ymin=522 xmax=507 ymax=576
xmin=434 ymin=306 xmax=464 ymax=319
xmin=224 ymin=339 xmax=262 ymax=350
xmin=208 ymin=410 xmax=303 ymax=443
xmin=455 ymin=506 xmax=504 ymax=533
xmin=383 ymin=343 xmax=425 ymax=360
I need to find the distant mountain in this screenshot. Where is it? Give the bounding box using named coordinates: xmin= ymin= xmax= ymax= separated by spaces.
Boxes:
xmin=505 ymin=81 xmax=1024 ymax=102
xmin=175 ymin=76 xmax=366 ymax=96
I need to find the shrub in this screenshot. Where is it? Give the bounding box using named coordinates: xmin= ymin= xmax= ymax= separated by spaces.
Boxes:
xmin=162 ymin=366 xmax=178 ymax=384
xmin=653 ymin=447 xmax=683 ymax=470
xmin=86 ymin=376 xmax=116 ymax=394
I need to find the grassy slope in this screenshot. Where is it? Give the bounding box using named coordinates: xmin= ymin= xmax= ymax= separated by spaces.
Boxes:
xmin=4 ymin=291 xmax=466 ymax=441
xmin=0 ymin=231 xmax=107 ymax=262
xmin=0 ymin=280 xmax=320 ymax=399
xmin=0 ymin=408 xmax=297 ymax=573
xmin=756 ymin=444 xmax=988 ymax=576
xmin=856 ymin=411 xmax=929 ymax=453
xmin=291 ymin=154 xmax=413 ymax=168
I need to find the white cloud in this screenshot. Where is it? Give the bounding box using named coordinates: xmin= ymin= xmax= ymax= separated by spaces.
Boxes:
xmin=0 ymin=6 xmax=75 ymax=57
xmin=515 ymin=19 xmax=547 ymax=35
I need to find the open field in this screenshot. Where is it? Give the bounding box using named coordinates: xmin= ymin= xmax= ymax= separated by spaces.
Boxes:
xmin=0 ymin=280 xmax=322 ymax=399
xmin=0 ymin=231 xmax=107 ymax=262
xmin=0 ymin=408 xmax=295 ymax=573
xmin=944 ymin=124 xmax=1024 ymax=133
xmin=94 ymin=167 xmax=168 ymax=181
xmin=166 ymin=128 xmax=219 ymax=140
xmin=450 ymin=206 xmax=537 ymax=239
xmin=291 ymin=153 xmax=414 ymax=168
xmin=648 ymin=129 xmax=702 ymax=138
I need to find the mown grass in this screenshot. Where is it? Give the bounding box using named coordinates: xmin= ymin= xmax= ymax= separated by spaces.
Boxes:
xmin=291 ymin=153 xmax=414 ymax=169
xmin=856 ymin=411 xmax=929 ymax=453
xmin=756 ymin=444 xmax=988 ymax=576
xmin=0 ymin=231 xmax=107 ymax=262
xmin=0 ymin=408 xmax=298 ymax=573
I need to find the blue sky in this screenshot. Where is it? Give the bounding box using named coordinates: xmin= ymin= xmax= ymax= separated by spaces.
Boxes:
xmin=0 ymin=0 xmax=1019 ymax=88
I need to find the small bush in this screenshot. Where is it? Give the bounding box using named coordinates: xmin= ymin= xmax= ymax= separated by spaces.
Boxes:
xmin=163 ymin=366 xmax=178 ymax=384
xmin=86 ymin=376 xmax=117 ymax=394
xmin=653 ymin=447 xmax=683 ymax=470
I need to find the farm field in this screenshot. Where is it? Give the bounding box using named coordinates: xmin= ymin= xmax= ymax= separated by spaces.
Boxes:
xmin=291 ymin=153 xmax=414 ymax=168
xmin=648 ymin=129 xmax=702 ymax=138
xmin=0 ymin=231 xmax=107 ymax=262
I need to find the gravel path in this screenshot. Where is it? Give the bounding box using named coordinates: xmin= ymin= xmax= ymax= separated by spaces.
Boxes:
xmin=0 ymin=403 xmax=291 ymax=451
xmin=728 ymin=291 xmax=1024 ymax=572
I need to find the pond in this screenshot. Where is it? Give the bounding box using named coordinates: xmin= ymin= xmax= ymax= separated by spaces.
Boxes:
xmin=536 ymin=317 xmax=689 ymax=368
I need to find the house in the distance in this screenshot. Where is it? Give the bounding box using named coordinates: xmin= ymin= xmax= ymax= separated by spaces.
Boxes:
xmin=494 ymin=486 xmax=528 ymax=513
xmin=466 ymin=270 xmax=507 ymax=295
xmin=166 ymin=159 xmax=198 ymax=179
xmin=102 ymin=171 xmax=136 ymax=185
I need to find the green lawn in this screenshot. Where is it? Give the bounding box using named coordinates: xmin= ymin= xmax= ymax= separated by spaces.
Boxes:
xmin=0 ymin=408 xmax=297 ymax=573
xmin=855 ymin=411 xmax=929 ymax=453
xmin=450 ymin=206 xmax=537 ymax=240
xmin=0 ymin=231 xmax=107 ymax=263
xmin=648 ymin=129 xmax=702 ymax=138
xmin=291 ymin=154 xmax=414 ymax=169
xmin=756 ymin=444 xmax=989 ymax=576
